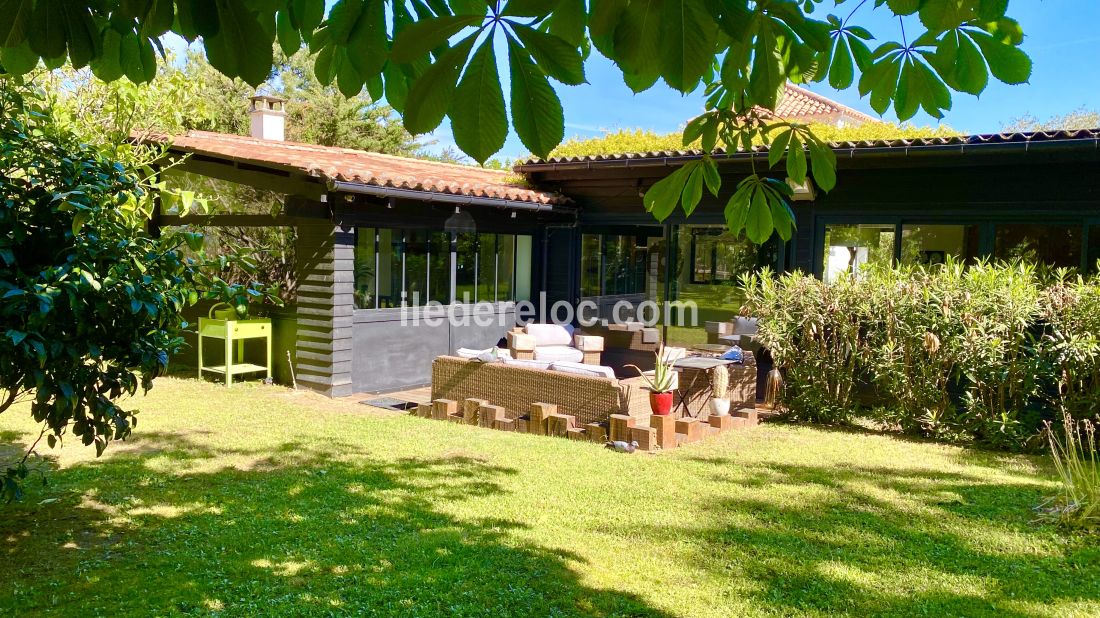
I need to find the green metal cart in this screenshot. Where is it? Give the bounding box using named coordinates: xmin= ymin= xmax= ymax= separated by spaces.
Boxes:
xmin=197 ymin=310 xmax=272 ymax=386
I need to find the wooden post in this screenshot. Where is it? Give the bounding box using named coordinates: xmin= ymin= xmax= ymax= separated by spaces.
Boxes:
xmin=609 ymin=414 xmax=636 ymax=442
xmin=546 ymin=414 xmax=576 ymax=438
xmin=585 ymin=423 xmax=608 ymax=443
xmin=530 ymin=403 xmax=557 ymax=436
xmin=432 ymin=399 xmax=457 ymax=421
xmin=479 ymin=404 xmax=505 ymax=429
xmin=650 ymin=415 xmax=677 ymax=450
xmin=709 ymin=415 xmax=735 ymax=432
xmin=463 ymin=398 xmax=487 ymax=425
xmin=734 ymin=407 xmax=759 ymax=426
xmin=675 ymin=418 xmax=704 ymax=443
xmin=630 ymin=426 xmax=658 ymax=451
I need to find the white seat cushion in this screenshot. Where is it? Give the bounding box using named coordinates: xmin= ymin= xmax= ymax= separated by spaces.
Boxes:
xmin=455 ymin=347 xmax=483 ymax=359
xmin=503 ymin=358 xmax=553 ymax=371
xmin=456 ymin=347 xmax=511 ymax=362
xmin=525 ymin=323 xmax=574 ymax=347
xmin=550 ymin=361 xmax=616 ymax=380
xmin=534 ymin=345 xmax=584 ymax=363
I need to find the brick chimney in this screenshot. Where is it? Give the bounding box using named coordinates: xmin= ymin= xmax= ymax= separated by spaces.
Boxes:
xmin=249 ymin=95 xmax=286 ymax=141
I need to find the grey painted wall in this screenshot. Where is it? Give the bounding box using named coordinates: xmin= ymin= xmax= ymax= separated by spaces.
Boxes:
xmin=295 ymin=223 xmax=355 ymax=397
xmin=351 ymin=303 xmax=518 ymax=393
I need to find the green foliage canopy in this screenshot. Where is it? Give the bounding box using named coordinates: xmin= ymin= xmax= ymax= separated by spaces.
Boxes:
xmin=0 ymin=1 xmax=1033 ymax=242
xmin=0 ymin=82 xmax=281 ymax=500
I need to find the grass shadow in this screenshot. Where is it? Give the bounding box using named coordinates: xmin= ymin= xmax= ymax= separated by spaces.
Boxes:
xmin=655 ymin=459 xmax=1099 ymax=616
xmin=2 ymin=430 xmax=669 ymax=616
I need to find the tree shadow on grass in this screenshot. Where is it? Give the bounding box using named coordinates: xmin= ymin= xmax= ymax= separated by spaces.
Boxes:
xmin=1 ymin=430 xmax=668 ymax=617
xmin=646 ymin=460 xmax=1100 ymax=616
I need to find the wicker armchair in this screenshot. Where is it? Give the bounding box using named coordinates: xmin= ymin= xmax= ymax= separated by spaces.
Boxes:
xmin=706 ymin=317 xmax=762 ymax=355
xmin=506 ymin=324 xmax=604 ymax=365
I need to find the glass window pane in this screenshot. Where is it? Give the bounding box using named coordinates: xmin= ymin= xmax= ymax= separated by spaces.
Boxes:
xmin=497 ymin=234 xmax=514 ymax=302
xmin=429 ymin=231 xmax=451 ymax=304
xmin=515 ymin=235 xmax=533 ymax=301
xmin=581 ymin=234 xmax=601 ymax=297
xmin=995 ymin=224 xmax=1081 ymax=269
xmin=823 ymin=224 xmax=896 ymax=283
xmin=604 ymin=235 xmax=632 ymax=295
xmin=404 ymin=230 xmax=427 ymax=306
xmin=714 ymin=231 xmax=759 ymax=282
xmin=900 ymin=224 xmax=980 ymax=266
xmin=478 ymin=233 xmax=496 ymax=302
xmin=377 ymin=228 xmax=398 ymax=308
xmin=354 ymin=228 xmax=376 ymax=309
xmin=1088 ymin=226 xmax=1100 ymax=273
xmin=632 ymin=235 xmax=647 ymax=294
xmin=692 ymin=230 xmax=714 ymax=283
xmin=455 ymin=232 xmax=477 ymax=303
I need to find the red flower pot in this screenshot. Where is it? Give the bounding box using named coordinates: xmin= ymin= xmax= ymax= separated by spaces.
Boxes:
xmin=649 ymin=391 xmax=674 ymax=415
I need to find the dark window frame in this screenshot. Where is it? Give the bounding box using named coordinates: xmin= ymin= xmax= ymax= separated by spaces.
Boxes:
xmin=813 ymin=215 xmax=1099 ymax=278
xmin=579 ymin=233 xmax=649 ymax=297
xmin=354 ymin=227 xmax=523 ymax=310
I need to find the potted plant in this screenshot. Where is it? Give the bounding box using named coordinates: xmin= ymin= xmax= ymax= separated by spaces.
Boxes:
xmin=626 ymin=346 xmax=677 ymax=415
xmin=710 ymin=366 xmax=731 ymax=416
xmin=204 ymin=278 xmax=281 ymax=321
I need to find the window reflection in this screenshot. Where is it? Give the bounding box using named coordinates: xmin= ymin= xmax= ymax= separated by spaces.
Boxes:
xmin=823 ymin=224 xmax=895 ymax=283
xmin=900 ymin=224 xmax=980 ymax=266
xmin=580 ymin=233 xmax=652 ymax=296
xmin=995 ymin=224 xmax=1081 ymax=269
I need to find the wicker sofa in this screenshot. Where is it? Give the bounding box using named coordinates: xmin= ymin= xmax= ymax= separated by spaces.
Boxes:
xmin=431 ymin=356 xmax=650 ymax=427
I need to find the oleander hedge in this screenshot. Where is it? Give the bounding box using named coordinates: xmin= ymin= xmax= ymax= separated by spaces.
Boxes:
xmin=744 ymin=261 xmax=1100 ymax=451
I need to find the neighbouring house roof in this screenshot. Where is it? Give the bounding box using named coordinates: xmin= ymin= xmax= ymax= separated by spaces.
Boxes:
xmin=763 ymin=83 xmax=878 ymax=125
xmin=149 ymin=130 xmax=567 ymax=205
xmin=517 ymin=129 xmax=1100 ymax=169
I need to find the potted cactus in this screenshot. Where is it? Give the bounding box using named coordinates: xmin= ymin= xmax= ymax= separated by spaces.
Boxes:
xmin=626 ymin=346 xmax=677 ymax=415
xmin=709 ymin=366 xmax=731 ymax=416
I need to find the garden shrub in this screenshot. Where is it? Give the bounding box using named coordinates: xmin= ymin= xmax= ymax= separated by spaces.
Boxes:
xmin=742 ymin=270 xmax=865 ymax=423
xmin=0 ymin=80 xmax=281 ymax=501
xmin=744 ymin=261 xmax=1100 ymax=450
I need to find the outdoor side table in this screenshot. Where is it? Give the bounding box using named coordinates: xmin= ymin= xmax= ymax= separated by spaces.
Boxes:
xmin=197 ymin=317 xmax=272 ymax=386
xmin=690 ymin=343 xmax=732 ymax=357
xmin=671 ymin=357 xmax=736 ymax=418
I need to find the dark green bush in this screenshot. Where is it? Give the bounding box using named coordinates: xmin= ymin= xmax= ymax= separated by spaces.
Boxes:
xmin=744 ymin=261 xmax=1100 ymax=451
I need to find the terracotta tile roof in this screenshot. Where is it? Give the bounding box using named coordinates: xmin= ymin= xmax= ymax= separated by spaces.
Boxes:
xmin=151 ymin=130 xmax=566 ymax=205
xmin=763 ymin=83 xmax=878 ymax=124
xmin=518 ymin=129 xmax=1100 ymax=168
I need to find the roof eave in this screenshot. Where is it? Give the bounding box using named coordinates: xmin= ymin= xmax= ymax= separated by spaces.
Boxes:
xmin=330 ymin=180 xmax=572 ymax=212
xmin=515 ymin=134 xmax=1100 ymax=173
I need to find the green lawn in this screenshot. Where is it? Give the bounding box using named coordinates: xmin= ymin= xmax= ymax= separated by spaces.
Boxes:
xmin=2 ymin=378 xmax=1098 ymax=617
